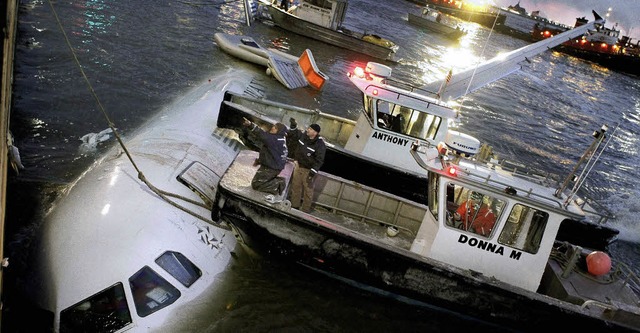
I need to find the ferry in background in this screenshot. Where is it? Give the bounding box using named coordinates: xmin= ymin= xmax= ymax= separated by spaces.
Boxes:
xmin=487 ymin=1 xmax=640 ymax=77
xmin=407 ymin=6 xmax=467 ymax=40
xmin=405 ymin=0 xmax=506 ymax=28
xmin=532 ymin=16 xmax=640 ymax=77
xmin=494 ymin=1 xmax=570 ymax=42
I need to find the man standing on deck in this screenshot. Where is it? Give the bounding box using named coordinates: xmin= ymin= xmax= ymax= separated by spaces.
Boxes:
xmin=242 ymin=117 xmax=288 ymax=197
xmin=288 ymin=118 xmax=326 ymax=213
xmin=279 ymin=0 xmax=290 ymax=11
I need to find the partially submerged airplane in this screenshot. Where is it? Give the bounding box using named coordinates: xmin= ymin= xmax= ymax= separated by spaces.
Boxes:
xmin=24 ymin=72 xmax=262 ymax=332
xmin=217 ymin=11 xmax=619 ymax=250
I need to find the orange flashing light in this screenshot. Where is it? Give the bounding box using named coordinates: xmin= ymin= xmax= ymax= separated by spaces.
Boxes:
xmin=437 ymin=142 xmax=448 ymax=155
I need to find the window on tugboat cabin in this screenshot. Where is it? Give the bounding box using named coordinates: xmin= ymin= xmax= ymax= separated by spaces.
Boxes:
xmin=373 ymin=99 xmax=442 ymax=140
xmin=497 ymin=204 xmax=548 ymax=254
xmin=129 ymin=266 xmax=181 ymax=317
xmin=60 ymin=282 xmax=132 ymax=332
xmin=155 ymin=251 xmax=202 ymax=287
xmin=444 ymin=183 xmax=506 ymax=238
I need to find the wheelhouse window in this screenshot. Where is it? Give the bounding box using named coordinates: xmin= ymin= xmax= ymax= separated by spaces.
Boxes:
xmin=60 ymin=282 xmax=132 ymax=333
xmin=129 ymin=266 xmax=181 ymax=317
xmin=155 ymin=251 xmax=202 ymax=287
xmin=498 ymin=204 xmax=548 ymax=254
xmin=363 ymin=94 xmax=374 ymax=120
xmin=374 ymin=99 xmax=442 ymax=140
xmin=444 ymin=183 xmax=505 ymax=238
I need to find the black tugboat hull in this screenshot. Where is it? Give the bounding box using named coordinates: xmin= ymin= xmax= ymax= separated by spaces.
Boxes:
xmin=218 ymin=194 xmax=633 ymax=332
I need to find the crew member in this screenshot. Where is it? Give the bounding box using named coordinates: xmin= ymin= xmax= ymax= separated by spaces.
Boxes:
xmin=288 ymin=118 xmax=326 ymax=213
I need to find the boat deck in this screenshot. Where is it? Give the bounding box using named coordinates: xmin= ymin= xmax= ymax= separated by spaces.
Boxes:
xmin=220 ymin=150 xmax=426 ymax=251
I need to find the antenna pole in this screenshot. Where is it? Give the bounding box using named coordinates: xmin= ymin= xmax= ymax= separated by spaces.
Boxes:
xmin=554 ymin=124 xmax=608 ymax=198
xmin=243 ymin=0 xmax=252 ymax=26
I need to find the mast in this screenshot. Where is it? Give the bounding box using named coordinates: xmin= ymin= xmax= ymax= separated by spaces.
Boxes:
xmin=554 ymin=124 xmax=608 ymax=199
xmin=243 ymin=0 xmax=252 ymax=26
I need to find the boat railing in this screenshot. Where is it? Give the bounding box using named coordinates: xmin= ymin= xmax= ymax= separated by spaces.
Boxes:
xmin=463 ymin=146 xmax=614 ymax=224
xmin=412 ymin=142 xmax=613 ymax=221
xmin=224 ymin=91 xmax=357 ymax=146
xmin=411 ymin=144 xmax=566 ymax=210
xmin=555 ymin=242 xmax=640 ymax=304
xmin=313 ymin=172 xmax=428 ymax=238
xmin=457 ymin=164 xmax=568 ymax=210
xmin=381 ymin=77 xmax=441 ymax=99
xmin=612 ymin=261 xmax=640 ymax=297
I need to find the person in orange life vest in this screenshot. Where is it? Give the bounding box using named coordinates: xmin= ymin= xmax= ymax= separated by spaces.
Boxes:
xmin=470 ymin=201 xmax=497 ymax=236
xmin=454 ymin=200 xmax=475 ymax=230
xmin=453 ymin=192 xmax=482 ymax=230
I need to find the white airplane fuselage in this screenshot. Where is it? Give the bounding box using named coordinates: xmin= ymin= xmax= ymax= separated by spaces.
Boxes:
xmin=28 ymin=71 xmax=254 ymax=332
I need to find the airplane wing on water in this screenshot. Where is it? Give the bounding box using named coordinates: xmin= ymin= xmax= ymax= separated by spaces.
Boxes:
xmin=425 ymin=10 xmax=605 ymax=102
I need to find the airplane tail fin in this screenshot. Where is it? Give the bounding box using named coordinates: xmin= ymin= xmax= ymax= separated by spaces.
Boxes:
xmin=592 ymin=10 xmax=603 ymax=22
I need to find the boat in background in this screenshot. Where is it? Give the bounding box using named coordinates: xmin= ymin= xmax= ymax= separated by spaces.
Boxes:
xmin=407 ymin=6 xmax=466 ymax=40
xmin=216 ymin=12 xmax=620 ymax=251
xmin=532 ymin=17 xmax=640 ymax=77
xmin=255 ymin=0 xmax=398 ymax=62
xmin=214 ymin=32 xmax=328 ymax=90
xmin=492 ymin=1 xmax=570 ymax=42
xmin=484 ymin=1 xmax=640 ymax=77
xmin=406 ymin=0 xmax=506 ymax=28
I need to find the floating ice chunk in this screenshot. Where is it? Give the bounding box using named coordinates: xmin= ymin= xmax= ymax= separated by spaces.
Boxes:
xmin=79 ymin=128 xmax=115 ymax=153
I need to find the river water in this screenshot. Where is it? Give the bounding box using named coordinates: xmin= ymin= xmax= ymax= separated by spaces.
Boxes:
xmin=4 ymin=0 xmax=640 ymax=332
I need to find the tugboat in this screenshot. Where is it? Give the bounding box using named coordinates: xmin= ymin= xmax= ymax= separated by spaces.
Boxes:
xmin=213 ymin=125 xmax=640 ymax=332
xmin=257 ymin=0 xmax=398 ymax=61
xmin=217 ymin=12 xmax=619 ymax=250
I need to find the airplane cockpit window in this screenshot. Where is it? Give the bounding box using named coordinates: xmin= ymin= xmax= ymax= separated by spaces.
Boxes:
xmin=129 ymin=266 xmax=181 ymax=317
xmin=60 ymin=282 xmax=132 ymax=333
xmin=155 ymin=251 xmax=202 ymax=287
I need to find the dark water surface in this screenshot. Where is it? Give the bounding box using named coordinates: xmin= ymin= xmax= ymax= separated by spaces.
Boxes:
xmin=4 ymin=0 xmax=640 ymax=331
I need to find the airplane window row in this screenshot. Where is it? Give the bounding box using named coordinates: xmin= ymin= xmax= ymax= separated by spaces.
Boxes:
xmin=59 ymin=250 xmax=202 ymax=332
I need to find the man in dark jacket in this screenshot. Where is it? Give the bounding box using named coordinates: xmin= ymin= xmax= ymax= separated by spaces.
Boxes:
xmin=287 ymin=118 xmax=326 ymax=213
xmin=242 ymin=117 xmax=288 ymax=196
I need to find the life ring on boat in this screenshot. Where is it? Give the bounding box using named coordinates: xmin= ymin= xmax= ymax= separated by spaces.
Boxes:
xmin=362 ymin=34 xmax=396 ymax=49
